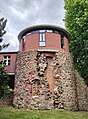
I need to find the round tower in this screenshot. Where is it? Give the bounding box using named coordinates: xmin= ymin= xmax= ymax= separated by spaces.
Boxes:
xmin=18 ymin=25 xmax=69 ymax=52
xmin=14 ymin=25 xmax=78 ymax=110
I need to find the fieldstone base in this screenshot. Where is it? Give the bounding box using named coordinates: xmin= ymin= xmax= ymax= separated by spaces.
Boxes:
xmin=0 ymin=93 xmax=13 ymax=107
xmin=13 ymin=50 xmax=88 ymax=111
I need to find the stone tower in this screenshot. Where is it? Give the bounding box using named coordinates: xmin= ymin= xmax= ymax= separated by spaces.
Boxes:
xmin=13 ymin=25 xmax=88 ymax=111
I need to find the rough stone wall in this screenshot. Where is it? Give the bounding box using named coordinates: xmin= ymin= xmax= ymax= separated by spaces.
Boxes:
xmin=13 ymin=51 xmax=53 ymax=109
xmin=13 ymin=50 xmax=88 ymax=111
xmin=75 ymin=71 xmax=88 ymax=111
xmin=53 ymin=51 xmax=78 ymax=111
xmin=0 ymin=93 xmax=13 ymax=107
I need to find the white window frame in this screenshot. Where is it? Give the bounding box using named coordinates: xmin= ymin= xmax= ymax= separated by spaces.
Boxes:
xmin=39 ymin=30 xmax=46 ymax=33
xmin=46 ymin=30 xmax=53 ymax=33
xmin=39 ymin=33 xmax=46 ymax=46
xmin=3 ymin=56 xmax=11 ymax=66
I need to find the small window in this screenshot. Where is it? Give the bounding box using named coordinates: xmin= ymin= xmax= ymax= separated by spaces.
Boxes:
xmin=39 ymin=30 xmax=46 ymax=33
xmin=46 ymin=30 xmax=53 ymax=33
xmin=3 ymin=56 xmax=11 ymax=66
xmin=29 ymin=30 xmax=39 ymax=34
xmin=61 ymin=36 xmax=64 ymax=48
xmin=60 ymin=32 xmax=64 ymax=48
xmin=31 ymin=30 xmax=38 ymax=34
xmin=39 ymin=42 xmax=46 ymax=46
xmin=53 ymin=30 xmax=59 ymax=34
xmin=39 ymin=33 xmax=46 ymax=46
xmin=22 ymin=37 xmax=26 ymax=49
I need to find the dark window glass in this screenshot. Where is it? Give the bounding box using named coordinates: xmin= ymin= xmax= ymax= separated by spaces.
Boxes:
xmin=61 ymin=33 xmax=64 ymax=48
xmin=61 ymin=37 xmax=64 ymax=48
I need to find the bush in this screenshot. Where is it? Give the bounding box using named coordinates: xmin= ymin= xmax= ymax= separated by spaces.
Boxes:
xmin=0 ymin=62 xmax=12 ymax=99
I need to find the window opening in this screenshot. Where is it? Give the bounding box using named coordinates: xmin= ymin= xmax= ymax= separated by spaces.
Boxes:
xmin=39 ymin=33 xmax=46 ymax=46
xmin=60 ymin=32 xmax=64 ymax=48
xmin=3 ymin=56 xmax=11 ymax=66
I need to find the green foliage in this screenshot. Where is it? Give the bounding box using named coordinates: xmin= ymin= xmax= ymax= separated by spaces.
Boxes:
xmin=0 ymin=62 xmax=11 ymax=99
xmin=0 ymin=107 xmax=88 ymax=119
xmin=0 ymin=17 xmax=9 ymax=50
xmin=64 ymin=0 xmax=88 ymax=85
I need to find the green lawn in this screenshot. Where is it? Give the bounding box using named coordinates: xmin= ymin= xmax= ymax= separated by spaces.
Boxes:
xmin=0 ymin=107 xmax=88 ymax=119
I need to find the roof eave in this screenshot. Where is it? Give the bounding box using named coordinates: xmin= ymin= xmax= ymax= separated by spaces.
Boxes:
xmin=18 ymin=25 xmax=70 ymax=40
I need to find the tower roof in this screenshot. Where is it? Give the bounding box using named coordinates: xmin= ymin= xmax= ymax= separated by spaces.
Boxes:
xmin=18 ymin=25 xmax=70 ymax=40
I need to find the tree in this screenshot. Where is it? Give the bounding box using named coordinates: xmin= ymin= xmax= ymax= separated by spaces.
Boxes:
xmin=0 ymin=17 xmax=10 ymax=98
xmin=64 ymin=0 xmax=88 ymax=85
xmin=0 ymin=62 xmax=11 ymax=99
xmin=0 ymin=17 xmax=9 ymax=50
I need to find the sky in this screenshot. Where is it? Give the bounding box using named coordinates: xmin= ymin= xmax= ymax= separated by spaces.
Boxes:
xmin=0 ymin=0 xmax=65 ymax=52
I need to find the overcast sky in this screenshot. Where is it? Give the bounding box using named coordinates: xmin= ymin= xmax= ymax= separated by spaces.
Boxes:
xmin=0 ymin=0 xmax=65 ymax=52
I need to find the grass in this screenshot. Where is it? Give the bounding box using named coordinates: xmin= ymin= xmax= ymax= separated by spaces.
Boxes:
xmin=0 ymin=107 xmax=88 ymax=119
